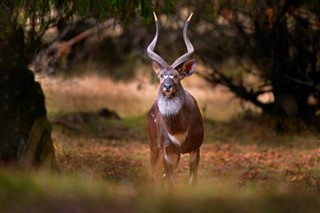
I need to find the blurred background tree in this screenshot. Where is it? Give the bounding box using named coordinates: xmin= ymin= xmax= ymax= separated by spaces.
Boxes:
xmin=0 ymin=0 xmax=319 ymax=168
xmin=191 ymin=0 xmax=320 ymax=131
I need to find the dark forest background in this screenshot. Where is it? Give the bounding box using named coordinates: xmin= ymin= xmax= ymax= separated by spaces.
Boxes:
xmin=0 ymin=1 xmax=319 ymax=212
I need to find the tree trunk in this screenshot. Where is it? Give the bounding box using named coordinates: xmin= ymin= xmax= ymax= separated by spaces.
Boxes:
xmin=0 ymin=26 xmax=59 ymax=170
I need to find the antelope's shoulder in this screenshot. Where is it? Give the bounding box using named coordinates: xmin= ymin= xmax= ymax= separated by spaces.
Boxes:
xmin=147 ymin=102 xmax=160 ymax=123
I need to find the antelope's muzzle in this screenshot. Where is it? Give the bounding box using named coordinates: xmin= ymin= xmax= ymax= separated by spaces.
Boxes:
xmin=162 ymin=78 xmax=175 ymax=97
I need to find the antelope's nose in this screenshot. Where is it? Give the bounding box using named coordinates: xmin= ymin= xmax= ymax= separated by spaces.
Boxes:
xmin=164 ymin=84 xmax=172 ymax=90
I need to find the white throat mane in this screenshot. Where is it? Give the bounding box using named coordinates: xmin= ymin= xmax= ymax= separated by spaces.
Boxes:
xmin=157 ymin=95 xmax=184 ymax=116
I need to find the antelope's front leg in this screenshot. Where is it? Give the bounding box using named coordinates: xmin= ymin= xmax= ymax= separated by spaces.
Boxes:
xmin=150 ymin=146 xmax=161 ymax=184
xmin=189 ymin=148 xmax=200 ymax=186
xmin=162 ymin=145 xmax=180 ymax=189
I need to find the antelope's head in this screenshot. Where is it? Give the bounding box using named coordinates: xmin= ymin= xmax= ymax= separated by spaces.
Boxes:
xmin=147 ymin=13 xmax=197 ymax=98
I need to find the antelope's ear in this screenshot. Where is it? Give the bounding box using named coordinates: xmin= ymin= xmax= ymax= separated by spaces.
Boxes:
xmin=152 ymin=61 xmax=162 ymax=75
xmin=180 ymin=59 xmax=197 ymax=78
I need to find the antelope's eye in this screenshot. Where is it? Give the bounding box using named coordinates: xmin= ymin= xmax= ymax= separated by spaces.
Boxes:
xmin=173 ymin=75 xmax=178 ymax=79
xmin=160 ymin=74 xmax=164 ymax=78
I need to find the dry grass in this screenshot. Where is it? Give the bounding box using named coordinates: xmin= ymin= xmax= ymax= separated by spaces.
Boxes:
xmin=37 ymin=73 xmax=243 ymax=120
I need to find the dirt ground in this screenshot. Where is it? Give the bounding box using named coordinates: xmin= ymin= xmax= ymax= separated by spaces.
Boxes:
xmin=52 ymin=116 xmax=320 ymax=191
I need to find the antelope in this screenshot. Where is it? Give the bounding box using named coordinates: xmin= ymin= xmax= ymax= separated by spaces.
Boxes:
xmin=146 ymin=13 xmax=204 ymax=188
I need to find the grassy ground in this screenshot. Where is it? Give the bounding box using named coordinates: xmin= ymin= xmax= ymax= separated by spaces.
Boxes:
xmin=1 ymin=75 xmax=320 ymax=212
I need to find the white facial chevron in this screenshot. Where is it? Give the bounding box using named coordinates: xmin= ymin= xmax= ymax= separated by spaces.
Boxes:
xmin=162 ymin=75 xmax=176 ymax=79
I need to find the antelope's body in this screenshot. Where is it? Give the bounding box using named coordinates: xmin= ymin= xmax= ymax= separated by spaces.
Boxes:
xmin=146 ymin=13 xmax=204 ymax=187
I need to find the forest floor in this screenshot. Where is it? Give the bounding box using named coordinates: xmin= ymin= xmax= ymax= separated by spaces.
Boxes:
xmin=1 ymin=75 xmax=320 ymax=212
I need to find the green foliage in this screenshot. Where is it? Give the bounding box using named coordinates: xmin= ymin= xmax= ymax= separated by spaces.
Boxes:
xmin=1 ymin=0 xmax=174 ymax=25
